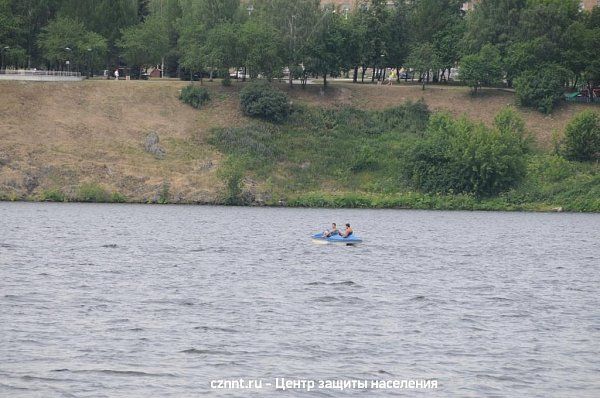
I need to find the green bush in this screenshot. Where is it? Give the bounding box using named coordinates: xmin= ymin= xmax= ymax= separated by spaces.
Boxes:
xmin=514 ymin=65 xmax=568 ymax=114
xmin=402 ymin=109 xmax=529 ymax=197
xmin=217 ymin=156 xmax=245 ymax=205
xmin=158 ymin=181 xmax=170 ymax=204
xmin=527 ymin=155 xmax=575 ymax=183
xmin=41 ymin=188 xmax=65 ymax=202
xmin=221 ymin=77 xmax=232 ymax=87
xmin=110 ymin=192 xmax=126 ymax=203
xmin=563 ymin=111 xmax=600 ymax=162
xmin=180 ymin=85 xmax=210 ymax=109
xmin=77 ymin=182 xmax=110 ymax=202
xmin=240 ymin=82 xmax=289 ymax=122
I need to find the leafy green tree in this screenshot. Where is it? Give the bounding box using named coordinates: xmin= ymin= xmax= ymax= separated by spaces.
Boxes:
xmin=0 ymin=0 xmax=19 ymax=46
xmin=202 ymin=22 xmax=241 ymax=80
xmin=240 ymin=18 xmax=285 ymax=80
xmin=177 ymin=0 xmax=241 ymax=81
xmin=505 ymin=37 xmax=560 ymax=82
xmin=459 ymin=44 xmax=502 ymax=93
xmin=405 ymin=43 xmax=442 ymax=90
xmin=177 ymin=20 xmax=205 ymax=81
xmin=118 ymin=14 xmax=168 ymax=69
xmin=305 ymin=6 xmax=346 ymax=87
xmin=184 ymin=0 xmax=239 ymax=29
xmin=384 ymin=2 xmax=410 ymax=80
xmin=252 ymin=0 xmax=321 ymax=86
xmin=517 ymin=0 xmax=580 ymax=45
xmin=462 ymin=0 xmax=527 ymax=56
xmin=347 ymin=6 xmax=370 ymax=83
xmin=563 ymin=111 xmax=600 ymax=162
xmin=564 ymin=11 xmax=600 ymax=97
xmin=0 ymin=0 xmax=28 ymax=67
xmin=408 ymin=0 xmax=465 ymax=81
xmin=8 ymin=0 xmax=61 ymax=67
xmin=59 ymin=0 xmax=140 ymax=63
xmin=514 ymin=65 xmax=569 ymax=114
xmin=37 ymin=16 xmax=107 ymax=71
xmin=147 ymin=0 xmax=181 ymax=76
xmin=364 ymin=0 xmax=389 ymax=82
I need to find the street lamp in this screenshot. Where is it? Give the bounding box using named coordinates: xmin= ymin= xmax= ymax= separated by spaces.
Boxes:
xmin=1 ymin=46 xmax=9 ymax=71
xmin=65 ymin=47 xmax=72 ymax=73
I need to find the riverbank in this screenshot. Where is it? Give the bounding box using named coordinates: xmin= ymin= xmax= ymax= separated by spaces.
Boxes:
xmin=0 ymin=80 xmax=598 ymax=212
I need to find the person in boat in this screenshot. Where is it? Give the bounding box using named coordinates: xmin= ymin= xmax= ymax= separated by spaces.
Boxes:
xmin=324 ymin=223 xmax=339 ymax=237
xmin=340 ymin=223 xmax=353 ymax=238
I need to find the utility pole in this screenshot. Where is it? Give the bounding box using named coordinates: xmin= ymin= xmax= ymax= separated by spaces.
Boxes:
xmin=289 ymin=14 xmax=296 ymax=87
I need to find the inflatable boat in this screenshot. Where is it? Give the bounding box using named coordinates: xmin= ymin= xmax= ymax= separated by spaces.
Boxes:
xmin=311 ymin=233 xmax=363 ymax=246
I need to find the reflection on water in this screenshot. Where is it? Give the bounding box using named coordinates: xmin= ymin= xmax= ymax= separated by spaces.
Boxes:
xmin=1 ymin=203 xmax=599 ymax=397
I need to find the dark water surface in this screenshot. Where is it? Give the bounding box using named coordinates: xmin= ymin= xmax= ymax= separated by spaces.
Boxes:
xmin=1 ymin=202 xmax=599 ymax=397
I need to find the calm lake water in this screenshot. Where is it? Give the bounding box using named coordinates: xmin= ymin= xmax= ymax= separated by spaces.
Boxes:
xmin=1 ymin=202 xmax=599 ymax=397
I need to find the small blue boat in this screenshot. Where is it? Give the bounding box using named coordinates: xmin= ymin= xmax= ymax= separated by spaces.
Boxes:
xmin=311 ymin=233 xmax=363 ymax=246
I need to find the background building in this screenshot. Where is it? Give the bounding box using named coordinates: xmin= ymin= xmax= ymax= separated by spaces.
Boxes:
xmin=463 ymin=0 xmax=599 ymax=11
xmin=581 ymin=0 xmax=600 ymax=10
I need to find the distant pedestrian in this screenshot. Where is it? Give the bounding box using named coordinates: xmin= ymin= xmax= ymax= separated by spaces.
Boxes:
xmin=388 ymin=69 xmax=396 ymax=85
xmin=114 ymin=69 xmax=119 ymax=80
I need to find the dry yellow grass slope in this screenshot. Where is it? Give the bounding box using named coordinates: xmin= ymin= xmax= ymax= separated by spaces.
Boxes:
xmin=0 ymin=80 xmax=242 ymax=202
xmin=0 ymin=79 xmax=595 ymax=202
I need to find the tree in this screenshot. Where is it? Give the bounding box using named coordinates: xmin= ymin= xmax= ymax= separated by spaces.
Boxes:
xmin=564 ymin=12 xmax=600 ymax=99
xmin=148 ymin=0 xmax=182 ymax=76
xmin=177 ymin=0 xmax=241 ymax=81
xmin=384 ymin=2 xmax=410 ymax=81
xmin=505 ymin=37 xmax=560 ymax=82
xmin=347 ymin=5 xmax=370 ymax=83
xmin=305 ymin=6 xmax=346 ymax=87
xmin=240 ymin=18 xmax=285 ymax=81
xmin=202 ymin=22 xmax=241 ymax=80
xmin=118 ymin=14 xmax=168 ymax=69
xmin=8 ymin=0 xmax=61 ymax=68
xmin=177 ymin=19 xmax=205 ymax=81
xmin=0 ymin=0 xmax=19 ymax=46
xmin=59 ymin=0 xmax=139 ymax=64
xmin=405 ymin=43 xmax=442 ymax=90
xmin=252 ymin=0 xmax=321 ymax=86
xmin=563 ymin=111 xmax=600 ymax=162
xmin=462 ymin=0 xmax=527 ymax=56
xmin=459 ymin=44 xmax=502 ymax=93
xmin=37 ymin=16 xmax=107 ymax=72
xmin=363 ymin=0 xmax=389 ymax=83
xmin=0 ymin=0 xmax=28 ymax=68
xmin=517 ymin=0 xmax=580 ymax=45
xmin=408 ymin=0 xmax=465 ymax=82
xmin=514 ymin=65 xmax=569 ymax=114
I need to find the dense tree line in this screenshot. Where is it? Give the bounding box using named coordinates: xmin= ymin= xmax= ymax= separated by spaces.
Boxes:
xmin=1 ymin=0 xmax=599 ymax=110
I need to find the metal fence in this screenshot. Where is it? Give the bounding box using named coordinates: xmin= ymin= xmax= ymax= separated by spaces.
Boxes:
xmin=0 ymin=69 xmax=81 ymax=77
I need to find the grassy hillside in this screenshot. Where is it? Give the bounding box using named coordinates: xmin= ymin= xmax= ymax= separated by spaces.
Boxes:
xmin=0 ymin=79 xmax=598 ymax=210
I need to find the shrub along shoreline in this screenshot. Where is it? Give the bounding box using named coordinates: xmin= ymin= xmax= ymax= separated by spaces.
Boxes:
xmin=2 ymin=188 xmax=597 ymax=213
